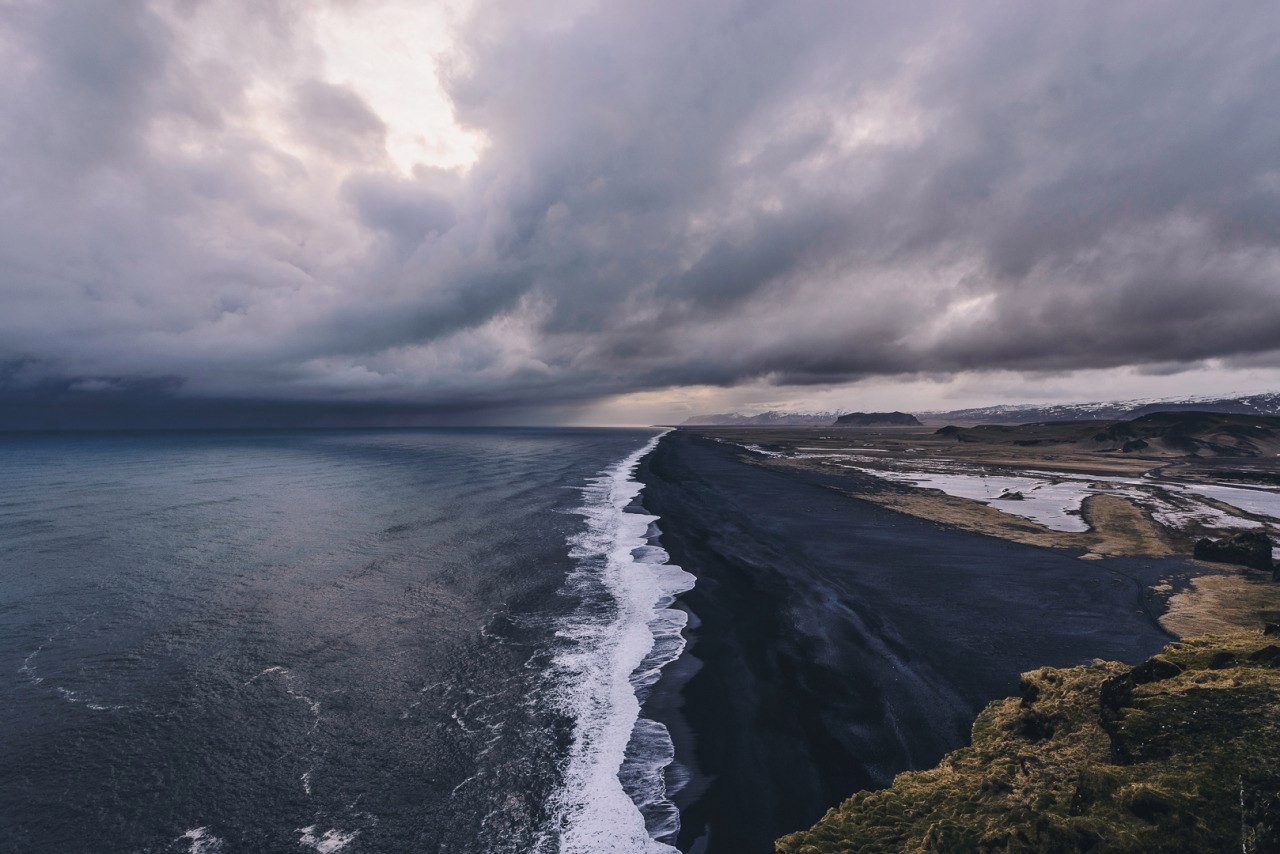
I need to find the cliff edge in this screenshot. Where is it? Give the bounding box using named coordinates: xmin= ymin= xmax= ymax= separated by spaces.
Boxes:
xmin=777 ymin=631 xmax=1280 ymax=853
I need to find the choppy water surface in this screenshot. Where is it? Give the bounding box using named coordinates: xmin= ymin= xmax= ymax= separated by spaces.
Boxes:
xmin=0 ymin=428 xmax=676 ymax=853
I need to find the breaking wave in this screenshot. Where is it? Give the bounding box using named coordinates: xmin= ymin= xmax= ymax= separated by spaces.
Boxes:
xmin=547 ymin=430 xmax=694 ymax=853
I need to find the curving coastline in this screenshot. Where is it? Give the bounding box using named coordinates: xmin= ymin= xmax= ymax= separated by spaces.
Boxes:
xmin=636 ymin=430 xmax=1181 ymax=853
xmin=550 ymin=430 xmax=696 ymax=852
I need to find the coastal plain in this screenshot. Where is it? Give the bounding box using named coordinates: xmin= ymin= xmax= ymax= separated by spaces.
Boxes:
xmin=641 ymin=419 xmax=1280 ymax=852
xmin=690 ymin=418 xmax=1280 ymax=638
xmin=638 ymin=431 xmax=1181 ymax=853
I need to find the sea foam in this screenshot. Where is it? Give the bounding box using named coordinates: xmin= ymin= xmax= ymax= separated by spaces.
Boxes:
xmin=548 ymin=430 xmax=695 ymax=853
xmin=296 ymin=825 xmax=357 ymax=853
xmin=176 ymin=827 xmax=224 ymax=854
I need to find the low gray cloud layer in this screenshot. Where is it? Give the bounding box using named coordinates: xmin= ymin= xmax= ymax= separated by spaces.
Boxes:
xmin=2 ymin=0 xmax=1279 ymax=424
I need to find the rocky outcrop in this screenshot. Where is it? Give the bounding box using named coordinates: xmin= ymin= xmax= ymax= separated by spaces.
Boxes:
xmin=1194 ymin=531 xmax=1274 ymax=572
xmin=777 ymin=633 xmax=1280 ymax=854
xmin=833 ymin=411 xmax=923 ymax=427
xmin=1094 ymin=411 xmax=1280 ymax=457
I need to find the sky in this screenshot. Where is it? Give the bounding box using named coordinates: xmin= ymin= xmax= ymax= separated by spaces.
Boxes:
xmin=2 ymin=0 xmax=1280 ymax=428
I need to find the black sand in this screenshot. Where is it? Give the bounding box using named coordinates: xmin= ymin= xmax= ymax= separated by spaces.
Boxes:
xmin=636 ymin=431 xmax=1182 ymax=854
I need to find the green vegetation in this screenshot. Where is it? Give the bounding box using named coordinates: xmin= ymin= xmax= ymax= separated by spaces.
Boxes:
xmin=777 ymin=632 xmax=1280 ymax=853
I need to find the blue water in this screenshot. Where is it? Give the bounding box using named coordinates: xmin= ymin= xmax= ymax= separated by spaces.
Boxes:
xmin=0 ymin=428 xmax=679 ymax=853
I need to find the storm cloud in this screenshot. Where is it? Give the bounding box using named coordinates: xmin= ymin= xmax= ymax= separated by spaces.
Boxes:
xmin=2 ymin=0 xmax=1279 ymax=425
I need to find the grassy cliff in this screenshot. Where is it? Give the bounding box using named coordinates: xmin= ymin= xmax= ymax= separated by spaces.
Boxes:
xmin=777 ymin=632 xmax=1280 ymax=853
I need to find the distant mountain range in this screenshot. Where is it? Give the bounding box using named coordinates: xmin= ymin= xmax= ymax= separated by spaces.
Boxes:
xmin=936 ymin=410 xmax=1280 ymax=458
xmin=679 ymin=410 xmax=924 ymax=427
xmin=921 ymin=391 xmax=1280 ymax=425
xmin=679 ymin=392 xmax=1280 ymax=427
xmin=678 ymin=410 xmax=841 ymax=426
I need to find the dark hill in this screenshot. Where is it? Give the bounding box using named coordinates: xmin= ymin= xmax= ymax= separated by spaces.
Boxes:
xmin=834 ymin=411 xmax=922 ymax=427
xmin=934 ymin=411 xmax=1280 ymax=457
xmin=922 ymin=391 xmax=1280 ymax=425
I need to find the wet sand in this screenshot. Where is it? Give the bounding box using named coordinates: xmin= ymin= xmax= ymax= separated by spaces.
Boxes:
xmin=637 ymin=431 xmax=1182 ymax=854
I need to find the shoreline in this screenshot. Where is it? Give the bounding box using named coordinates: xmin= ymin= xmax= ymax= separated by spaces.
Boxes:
xmin=553 ymin=430 xmax=694 ymax=853
xmin=634 ymin=595 xmax=708 ymax=847
xmin=692 ymin=424 xmax=1280 ymax=640
xmin=637 ymin=431 xmax=1183 ymax=853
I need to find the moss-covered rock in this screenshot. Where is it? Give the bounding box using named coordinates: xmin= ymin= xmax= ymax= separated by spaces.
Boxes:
xmin=777 ymin=633 xmax=1280 ymax=853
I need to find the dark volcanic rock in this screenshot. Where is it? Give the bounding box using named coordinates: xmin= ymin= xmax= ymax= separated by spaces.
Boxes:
xmin=1193 ymin=531 xmax=1274 ymax=571
xmin=1131 ymin=655 xmax=1183 ymax=683
xmin=934 ymin=424 xmax=975 ymax=442
xmin=833 ymin=411 xmax=923 ymax=427
xmin=1207 ymin=651 xmax=1239 ymax=669
xmin=1249 ymin=645 xmax=1280 ymax=666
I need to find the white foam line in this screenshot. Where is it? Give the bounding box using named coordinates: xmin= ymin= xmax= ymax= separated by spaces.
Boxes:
xmin=548 ymin=430 xmax=694 ymax=853
xmin=19 ymin=643 xmax=47 ymax=685
xmin=297 ymin=825 xmax=357 ymax=853
xmin=451 ymin=772 xmax=481 ymax=796
xmin=23 ymin=645 xmax=127 ymax=711
xmin=244 ymin=665 xmax=287 ymax=686
xmin=741 ymin=443 xmax=786 ymax=458
xmin=450 ymin=709 xmax=483 ymax=734
xmin=247 ymin=666 xmax=322 ymax=724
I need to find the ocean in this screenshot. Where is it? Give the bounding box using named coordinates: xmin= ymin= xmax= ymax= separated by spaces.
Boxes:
xmin=0 ymin=428 xmax=689 ymax=853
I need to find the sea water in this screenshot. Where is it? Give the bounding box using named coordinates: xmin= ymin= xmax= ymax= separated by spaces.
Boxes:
xmin=0 ymin=428 xmax=689 ymax=853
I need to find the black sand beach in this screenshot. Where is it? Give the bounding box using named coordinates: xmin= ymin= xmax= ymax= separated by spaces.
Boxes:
xmin=637 ymin=431 xmax=1183 ymax=854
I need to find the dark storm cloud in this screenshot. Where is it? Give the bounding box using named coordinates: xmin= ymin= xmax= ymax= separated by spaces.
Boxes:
xmin=342 ymin=171 xmax=457 ymax=254
xmin=2 ymin=0 xmax=169 ymax=170
xmin=2 ymin=0 xmax=1280 ymax=425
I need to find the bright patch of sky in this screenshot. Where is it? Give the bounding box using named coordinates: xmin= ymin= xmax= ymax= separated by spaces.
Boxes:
xmin=315 ymin=1 xmax=485 ymax=174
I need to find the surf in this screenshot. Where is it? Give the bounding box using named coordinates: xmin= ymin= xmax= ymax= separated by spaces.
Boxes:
xmin=547 ymin=430 xmax=695 ymax=853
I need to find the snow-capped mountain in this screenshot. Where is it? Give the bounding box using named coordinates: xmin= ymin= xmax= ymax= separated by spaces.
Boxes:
xmin=922 ymin=392 xmax=1280 ymax=425
xmin=677 ymin=392 xmax=1280 ymax=427
xmin=678 ymin=410 xmax=842 ymax=426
